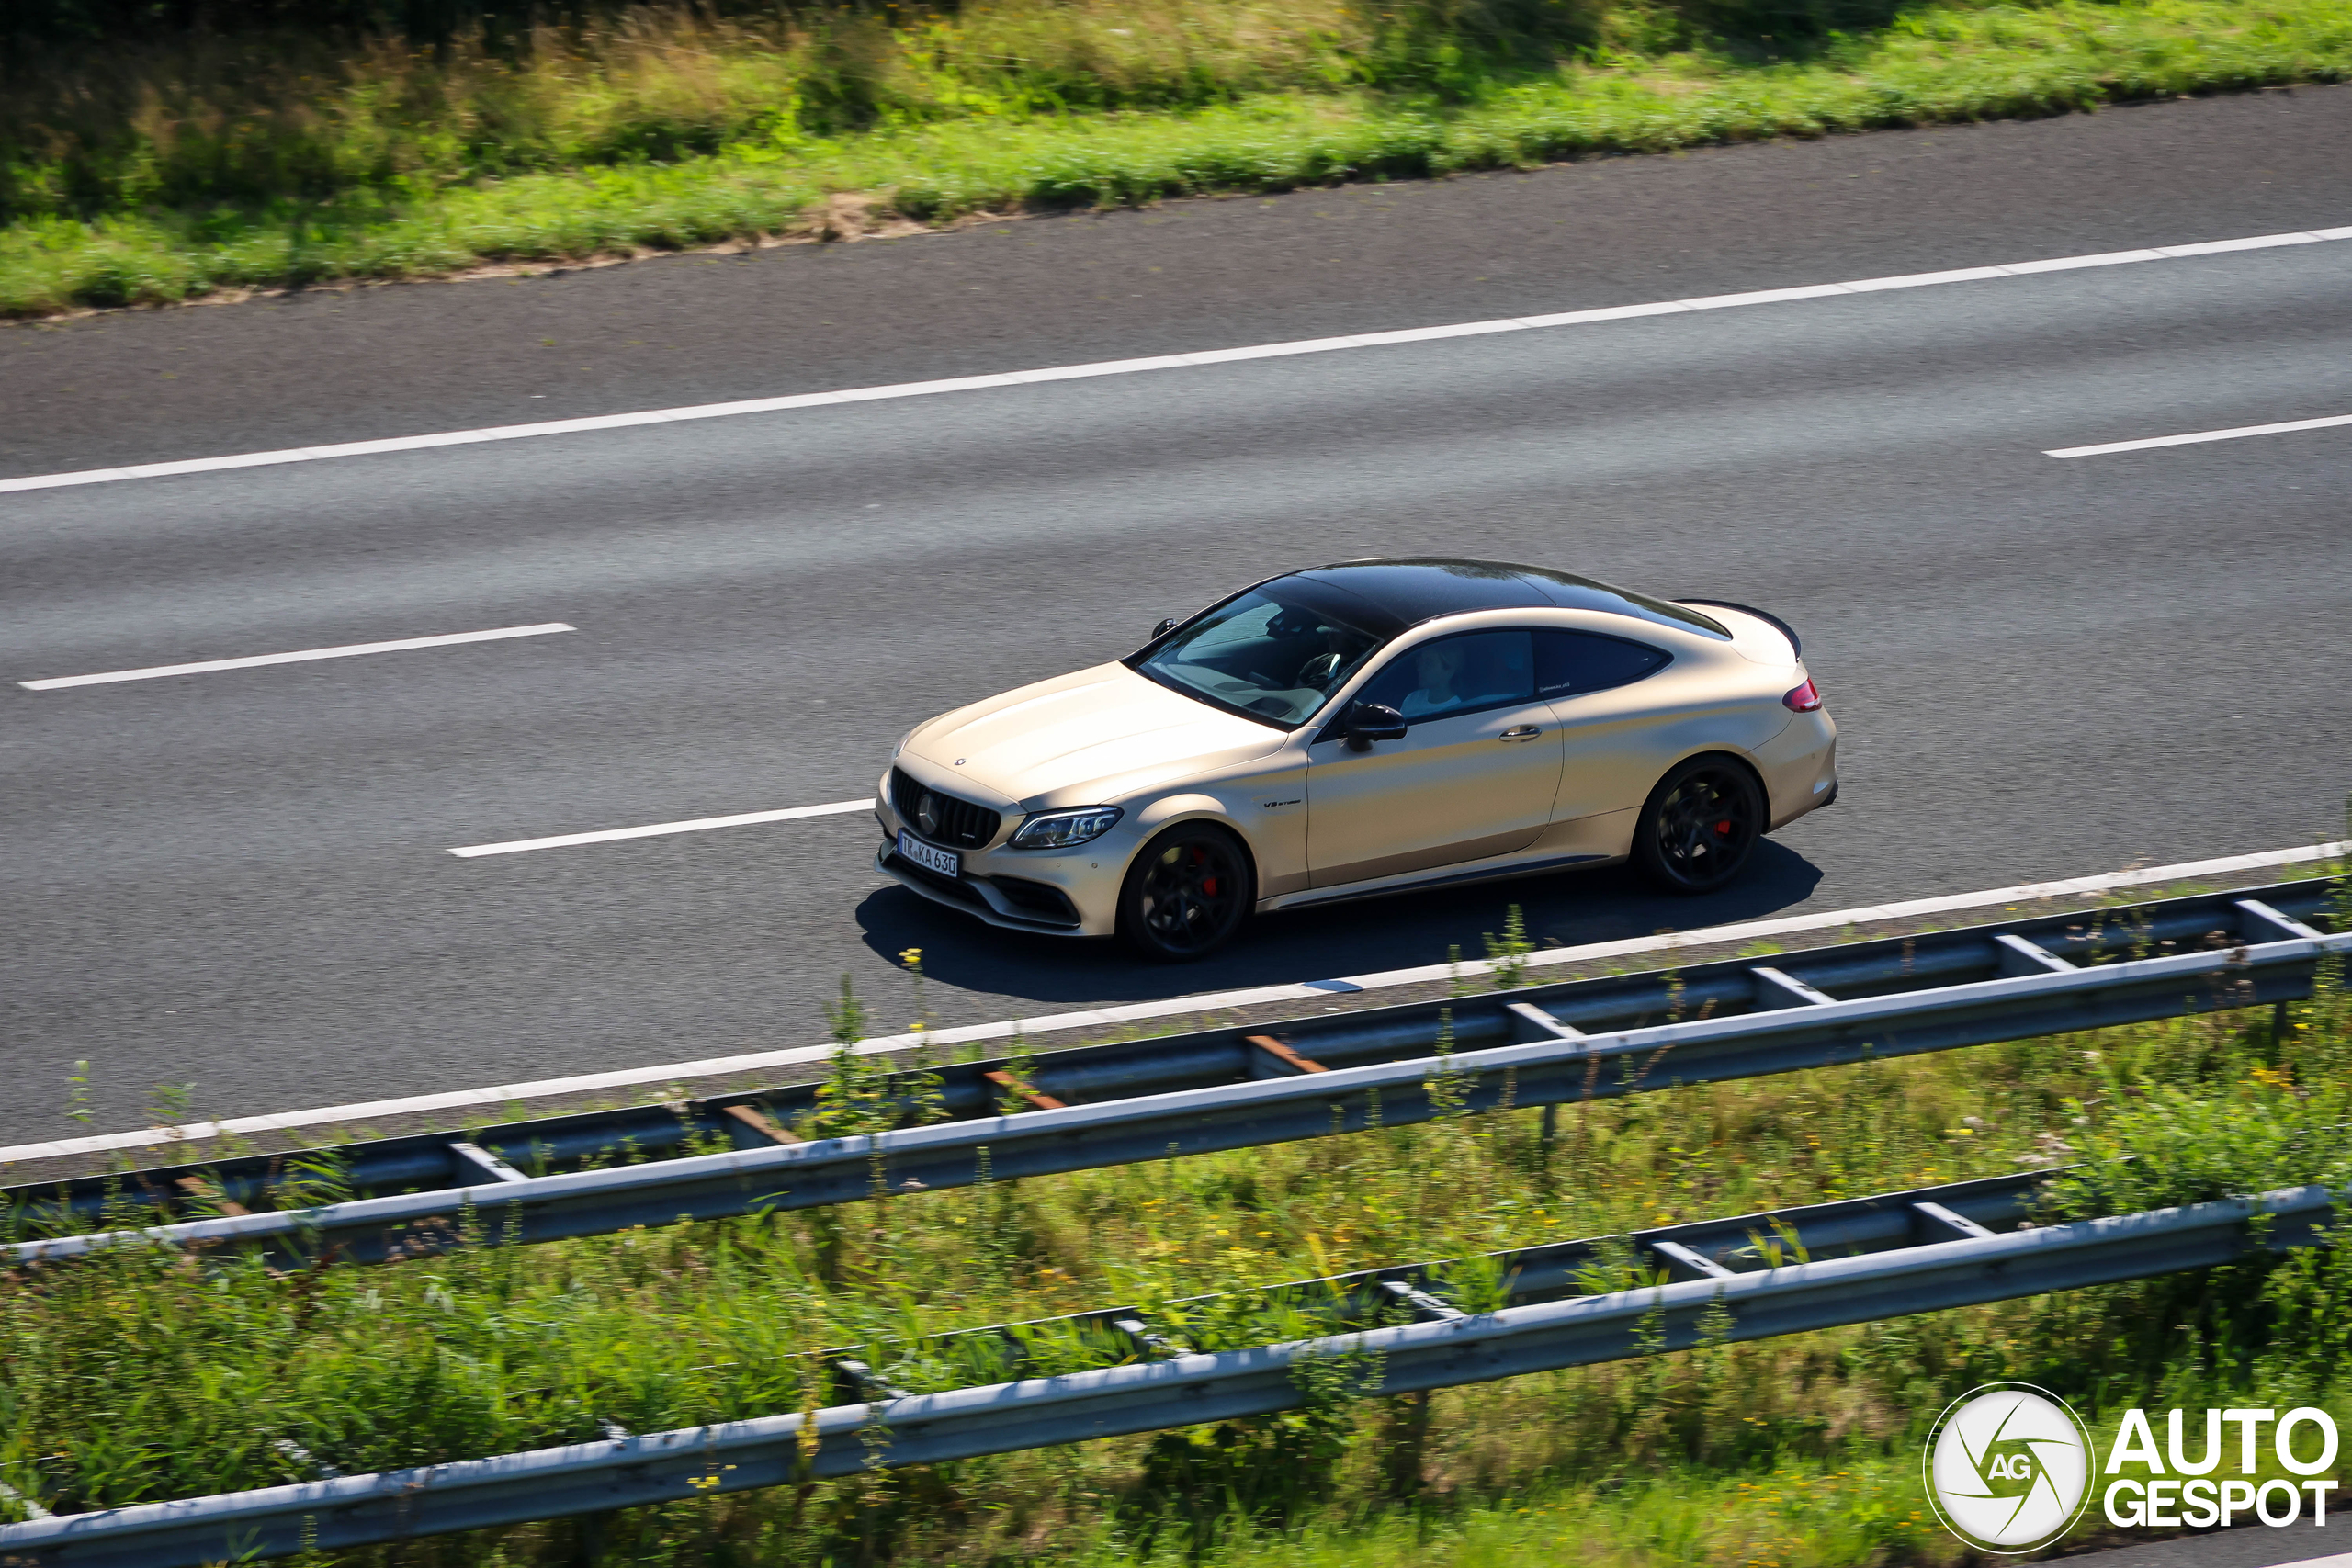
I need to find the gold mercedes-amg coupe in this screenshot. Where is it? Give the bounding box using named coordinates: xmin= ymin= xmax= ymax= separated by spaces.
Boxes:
xmin=876 ymin=558 xmax=1837 ymax=960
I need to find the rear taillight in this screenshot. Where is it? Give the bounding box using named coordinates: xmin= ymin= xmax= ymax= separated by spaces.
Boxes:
xmin=1783 ymin=678 xmax=1822 ymax=713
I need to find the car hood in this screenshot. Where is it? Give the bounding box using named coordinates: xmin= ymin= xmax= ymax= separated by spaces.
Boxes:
xmin=904 ymin=663 xmax=1288 ymax=807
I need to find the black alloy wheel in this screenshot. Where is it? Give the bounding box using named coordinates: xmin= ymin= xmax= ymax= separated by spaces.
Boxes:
xmin=1119 ymin=824 xmax=1254 ymax=962
xmin=1633 ymin=756 xmax=1765 ymax=895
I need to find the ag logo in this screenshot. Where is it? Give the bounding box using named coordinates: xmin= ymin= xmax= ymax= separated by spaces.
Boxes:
xmin=1924 ymin=1382 xmax=2095 ymax=1552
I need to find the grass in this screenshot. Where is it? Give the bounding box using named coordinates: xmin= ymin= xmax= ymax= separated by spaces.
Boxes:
xmin=3 ymin=894 xmax=2346 ymax=1564
xmin=2 ymin=0 xmax=2350 ymax=314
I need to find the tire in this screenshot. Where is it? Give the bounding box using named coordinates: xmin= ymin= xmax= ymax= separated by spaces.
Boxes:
xmin=1117 ymin=822 xmax=1255 ymax=962
xmin=1632 ymin=755 xmax=1765 ymax=895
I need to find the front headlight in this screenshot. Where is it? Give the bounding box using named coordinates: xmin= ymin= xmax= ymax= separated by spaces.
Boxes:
xmin=1010 ymin=806 xmax=1124 ymax=850
xmin=891 ymin=728 xmax=915 ymax=758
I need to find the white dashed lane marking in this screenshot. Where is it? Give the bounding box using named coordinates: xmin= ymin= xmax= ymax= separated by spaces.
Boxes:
xmin=19 ymin=623 xmax=575 ymax=690
xmin=449 ymin=798 xmax=876 ymax=857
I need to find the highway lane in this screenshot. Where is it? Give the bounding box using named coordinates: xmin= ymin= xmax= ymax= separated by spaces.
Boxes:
xmin=4 ymin=86 xmax=2350 ymax=480
xmin=5 ymin=164 xmax=2351 ymax=1145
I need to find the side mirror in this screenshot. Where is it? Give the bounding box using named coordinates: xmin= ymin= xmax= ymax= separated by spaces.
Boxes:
xmin=1152 ymin=617 xmax=1180 ymax=640
xmin=1344 ymin=702 xmax=1408 ymax=752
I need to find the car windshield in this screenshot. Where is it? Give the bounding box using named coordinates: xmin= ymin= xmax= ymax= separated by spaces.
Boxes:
xmin=1135 ymin=589 xmax=1383 ymax=727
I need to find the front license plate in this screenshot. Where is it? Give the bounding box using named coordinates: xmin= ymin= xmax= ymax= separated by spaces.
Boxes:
xmin=898 ymin=830 xmax=959 ymax=879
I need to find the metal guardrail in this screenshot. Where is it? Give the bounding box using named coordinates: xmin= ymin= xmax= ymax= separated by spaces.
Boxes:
xmin=6 ymin=877 xmax=2342 ymax=1269
xmin=0 ymin=1166 xmax=2334 ymax=1563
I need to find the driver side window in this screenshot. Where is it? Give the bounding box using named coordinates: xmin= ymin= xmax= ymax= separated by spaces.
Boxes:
xmin=1352 ymin=630 xmax=1535 ymax=723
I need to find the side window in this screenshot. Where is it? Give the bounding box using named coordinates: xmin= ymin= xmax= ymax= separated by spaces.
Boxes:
xmin=1352 ymin=630 xmax=1535 ymax=723
xmin=1536 ymin=629 xmax=1671 ymax=699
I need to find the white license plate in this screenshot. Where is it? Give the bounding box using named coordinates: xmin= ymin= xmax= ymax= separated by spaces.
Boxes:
xmin=898 ymin=829 xmax=959 ymax=879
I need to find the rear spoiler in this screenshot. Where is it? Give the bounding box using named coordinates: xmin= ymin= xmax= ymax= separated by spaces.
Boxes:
xmin=1677 ymin=598 xmax=1801 ymax=660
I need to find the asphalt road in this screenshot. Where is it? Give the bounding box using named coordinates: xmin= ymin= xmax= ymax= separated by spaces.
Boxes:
xmin=3 ymin=89 xmax=2349 ymax=1144
xmin=2064 ymin=1511 xmax=2352 ymax=1566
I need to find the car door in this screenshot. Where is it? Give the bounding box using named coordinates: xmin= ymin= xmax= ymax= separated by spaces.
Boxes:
xmin=1306 ymin=628 xmax=1564 ymax=887
xmin=1536 ymin=628 xmax=1679 ymax=825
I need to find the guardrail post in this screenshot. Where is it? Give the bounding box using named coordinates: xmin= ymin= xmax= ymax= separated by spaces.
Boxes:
xmin=720 ymin=1102 xmax=803 ymax=1145
xmin=2237 ymin=896 xmax=2326 ymax=1043
xmin=1994 ymin=933 xmax=2075 ymax=977
xmin=1749 ymin=967 xmax=1837 ymax=1010
xmin=2239 ymin=899 xmax=2326 ymax=942
xmin=1111 ymin=1313 xmax=1182 ymax=1357
xmin=1647 ymin=1239 xmax=1736 ymax=1280
xmin=447 ymin=1142 xmax=530 ymax=1184
xmin=1377 ymin=1279 xmax=1466 ymax=1322
xmin=1911 ymin=1201 xmax=1998 ymax=1242
xmin=1248 ymin=1035 xmax=1330 ymax=1077
xmin=984 ymin=1072 xmax=1068 ymax=1110
xmin=832 ymin=1359 xmax=910 ymax=1403
xmin=1505 ymin=1002 xmax=1585 ymax=1042
xmin=175 ymin=1175 xmax=248 ymax=1216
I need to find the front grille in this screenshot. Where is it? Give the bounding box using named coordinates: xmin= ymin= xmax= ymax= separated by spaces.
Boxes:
xmin=889 ymin=768 xmax=1002 ymax=850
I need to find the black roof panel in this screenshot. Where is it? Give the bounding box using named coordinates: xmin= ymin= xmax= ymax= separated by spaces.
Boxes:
xmin=1275 ymin=558 xmax=1730 ymax=640
xmin=1284 ymin=559 xmax=1549 ymax=632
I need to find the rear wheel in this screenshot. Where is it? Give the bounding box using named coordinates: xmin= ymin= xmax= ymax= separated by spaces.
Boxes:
xmin=1633 ymin=756 xmax=1764 ymax=894
xmin=1118 ymin=823 xmax=1254 ymax=962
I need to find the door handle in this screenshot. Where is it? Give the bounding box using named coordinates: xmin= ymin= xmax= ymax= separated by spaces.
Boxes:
xmin=1498 ymin=725 xmax=1542 ymax=740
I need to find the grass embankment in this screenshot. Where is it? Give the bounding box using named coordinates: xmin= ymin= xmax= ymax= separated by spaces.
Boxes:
xmin=2 ymin=0 xmax=2350 ymax=315
xmin=4 ymin=897 xmax=2349 ymax=1565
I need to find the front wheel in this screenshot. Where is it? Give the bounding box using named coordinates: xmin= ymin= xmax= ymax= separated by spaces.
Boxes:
xmin=1117 ymin=823 xmax=1254 ymax=962
xmin=1633 ymin=756 xmax=1764 ymax=895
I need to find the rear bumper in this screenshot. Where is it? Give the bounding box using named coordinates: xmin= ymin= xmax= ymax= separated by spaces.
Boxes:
xmin=1756 ymin=711 xmax=1839 ymax=830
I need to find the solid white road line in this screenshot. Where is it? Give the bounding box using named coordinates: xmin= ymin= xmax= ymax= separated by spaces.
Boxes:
xmin=19 ymin=623 xmax=575 ymax=691
xmin=2047 ymin=411 xmax=2352 ymax=459
xmin=3 ymin=837 xmax=2340 ymax=1168
xmin=451 ymin=797 xmax=875 ymax=856
xmin=3 ymin=224 xmax=2346 ymax=499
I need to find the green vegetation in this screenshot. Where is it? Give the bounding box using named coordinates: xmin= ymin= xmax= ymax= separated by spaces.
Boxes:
xmin=2 ymin=0 xmax=2349 ymax=315
xmin=3 ymin=902 xmax=2346 ymax=1564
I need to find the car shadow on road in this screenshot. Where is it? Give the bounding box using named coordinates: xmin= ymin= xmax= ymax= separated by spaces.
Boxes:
xmin=854 ymin=839 xmax=1826 ymax=1010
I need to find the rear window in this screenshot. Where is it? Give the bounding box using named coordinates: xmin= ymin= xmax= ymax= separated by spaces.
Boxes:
xmin=1515 ymin=567 xmax=1732 ymax=639
xmin=1536 ymin=630 xmax=1671 ymax=697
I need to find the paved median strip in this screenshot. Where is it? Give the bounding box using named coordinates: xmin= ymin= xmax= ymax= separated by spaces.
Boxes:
xmin=2 ymin=224 xmax=2345 ymax=498
xmin=449 ymin=797 xmax=876 ymax=856
xmin=18 ymin=623 xmax=574 ymax=690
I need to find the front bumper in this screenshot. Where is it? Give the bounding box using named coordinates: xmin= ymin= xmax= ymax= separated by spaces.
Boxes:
xmin=874 ymin=785 xmax=1127 ymax=937
xmin=875 ymin=840 xmax=1101 ymax=935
